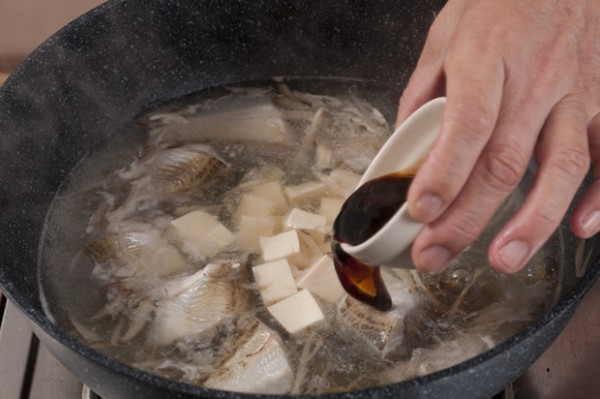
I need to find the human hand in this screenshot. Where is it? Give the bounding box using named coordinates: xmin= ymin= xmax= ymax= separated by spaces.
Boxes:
xmin=398 ymin=0 xmax=600 ymax=274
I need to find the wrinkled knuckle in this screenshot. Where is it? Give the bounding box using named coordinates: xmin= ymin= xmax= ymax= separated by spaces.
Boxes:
xmin=530 ymin=47 xmax=578 ymax=101
xmin=445 ymin=210 xmax=484 ymax=248
xmin=532 ymin=55 xmax=559 ymax=87
xmin=531 ymin=207 xmax=561 ymax=232
xmin=445 ymin=100 xmax=496 ymax=141
xmin=483 ymin=147 xmax=526 ymax=193
xmin=551 ymin=147 xmax=590 ymax=181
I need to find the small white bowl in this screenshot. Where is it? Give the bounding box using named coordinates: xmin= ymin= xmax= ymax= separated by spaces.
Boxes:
xmin=340 ymin=97 xmax=446 ymax=268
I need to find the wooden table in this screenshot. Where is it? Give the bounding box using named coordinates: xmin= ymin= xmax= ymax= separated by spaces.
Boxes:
xmin=0 ymin=293 xmax=85 ymax=399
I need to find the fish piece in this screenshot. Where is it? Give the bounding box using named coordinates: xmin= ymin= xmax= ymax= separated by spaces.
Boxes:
xmin=335 ymin=296 xmax=404 ymax=359
xmin=87 ymin=230 xmax=188 ymax=278
xmin=376 ymin=332 xmax=495 ymax=384
xmin=148 ymin=143 xmax=229 ymax=194
xmin=148 ymin=95 xmax=293 ymax=144
xmin=87 ymin=233 xmax=147 ymax=264
xmin=203 ymin=320 xmax=293 ymax=394
xmin=103 ymin=176 xmax=160 ymax=228
xmin=278 ymin=90 xmax=390 ymax=173
xmin=335 ymin=271 xmax=414 ymax=359
xmin=147 ymin=260 xmax=247 ymax=346
xmin=91 ymin=283 xmax=162 ymax=347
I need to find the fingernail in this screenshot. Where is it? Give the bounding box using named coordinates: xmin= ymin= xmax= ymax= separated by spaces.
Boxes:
xmin=582 ymin=210 xmax=600 ymax=237
xmin=415 ymin=194 xmax=443 ymax=221
xmin=419 ymin=245 xmax=453 ymax=273
xmin=497 ymin=240 xmax=530 ymax=272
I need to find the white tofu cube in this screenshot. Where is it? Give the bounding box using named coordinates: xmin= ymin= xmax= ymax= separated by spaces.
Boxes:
xmin=207 ymin=224 xmax=236 ymax=249
xmin=259 ymin=230 xmax=300 ymax=262
xmin=290 ymin=230 xmax=327 ymax=270
xmin=260 ymin=165 xmax=286 ymax=181
xmin=244 ymin=164 xmax=286 ymax=183
xmin=320 ymin=241 xmax=332 ymax=253
xmin=284 ymin=208 xmax=327 ymax=232
xmin=319 ymin=197 xmax=345 ymax=224
xmin=298 ymin=255 xmax=345 ymax=303
xmin=169 ymin=210 xmax=234 ymax=260
xmin=329 ymin=169 xmax=362 ymax=192
xmin=235 ymin=193 xmax=275 ymax=223
xmin=248 ymin=181 xmax=288 ymax=214
xmin=252 ymin=259 xmax=298 ymax=305
xmin=237 ymin=215 xmax=277 ymax=253
xmin=170 ymin=209 xmax=219 ymax=233
xmin=315 ymin=141 xmax=333 ymax=170
xmin=267 ymin=290 xmax=324 ymax=334
xmin=284 ymin=181 xmax=327 ymax=204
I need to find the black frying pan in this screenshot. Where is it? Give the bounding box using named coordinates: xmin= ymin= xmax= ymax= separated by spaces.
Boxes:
xmin=1 ymin=1 xmax=599 ymax=398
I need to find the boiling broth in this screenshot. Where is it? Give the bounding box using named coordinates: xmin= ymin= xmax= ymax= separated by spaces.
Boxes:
xmin=39 ymin=79 xmax=563 ymax=395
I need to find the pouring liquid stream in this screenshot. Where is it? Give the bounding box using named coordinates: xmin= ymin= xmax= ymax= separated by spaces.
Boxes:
xmin=332 ymin=172 xmax=413 ymax=311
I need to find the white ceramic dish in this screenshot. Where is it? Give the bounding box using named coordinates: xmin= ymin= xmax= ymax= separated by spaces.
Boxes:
xmin=340 ymin=97 xmax=446 ymax=268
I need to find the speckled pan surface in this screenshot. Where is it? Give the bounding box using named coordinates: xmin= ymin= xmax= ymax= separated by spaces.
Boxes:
xmin=1 ymin=1 xmax=599 ymax=398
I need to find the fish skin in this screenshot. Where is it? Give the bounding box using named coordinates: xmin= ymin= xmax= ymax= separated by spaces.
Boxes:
xmin=203 ymin=320 xmax=293 ymax=395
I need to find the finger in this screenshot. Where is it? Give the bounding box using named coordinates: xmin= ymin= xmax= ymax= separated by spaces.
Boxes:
xmin=571 ymin=112 xmax=600 ymax=238
xmin=489 ymin=97 xmax=590 ymax=273
xmin=396 ymin=60 xmax=445 ymax=127
xmin=396 ymin=0 xmax=470 ymax=125
xmin=406 ymin=21 xmax=505 ymax=225
xmin=412 ymin=94 xmax=545 ymax=273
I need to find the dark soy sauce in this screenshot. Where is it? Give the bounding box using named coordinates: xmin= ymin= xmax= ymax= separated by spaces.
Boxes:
xmin=332 ymin=173 xmax=413 ymax=311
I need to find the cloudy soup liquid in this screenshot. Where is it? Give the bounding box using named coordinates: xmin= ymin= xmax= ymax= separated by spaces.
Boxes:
xmin=39 ymin=79 xmax=563 ymax=395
